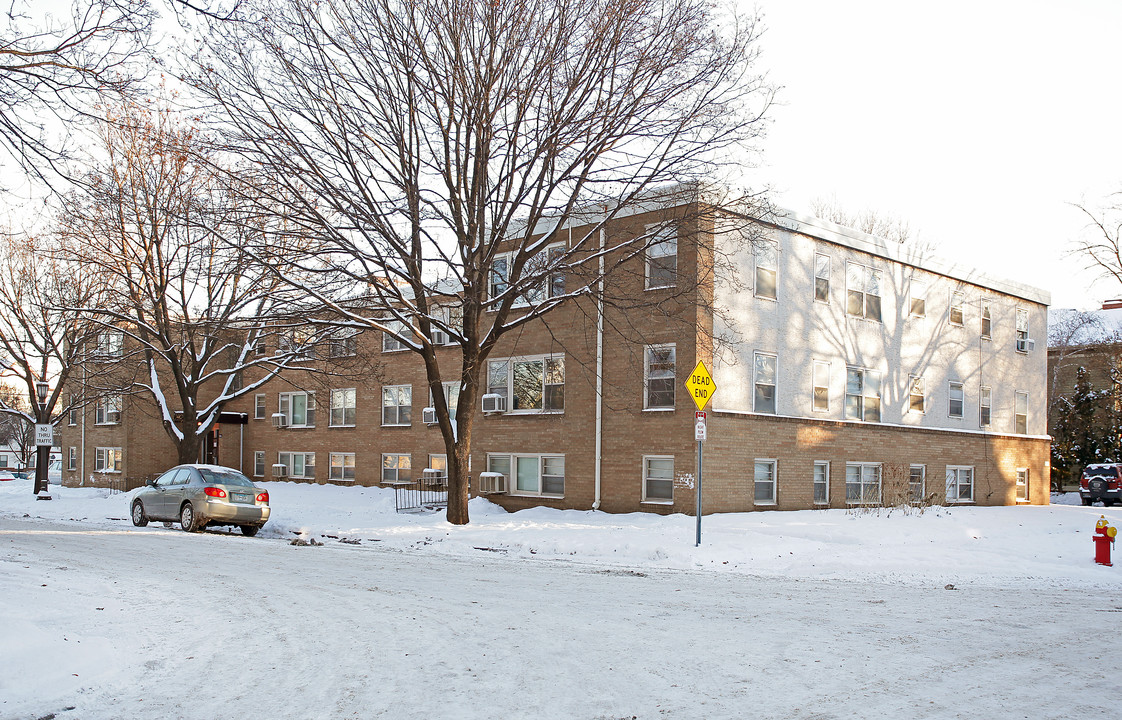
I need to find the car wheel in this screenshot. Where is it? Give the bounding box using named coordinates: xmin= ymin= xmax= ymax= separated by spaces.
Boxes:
xmin=1106 ymin=500 xmax=1117 ymax=508
xmin=180 ymin=503 xmax=200 ymax=532
xmin=240 ymin=524 xmax=260 ymax=537
xmin=131 ymin=501 xmax=149 ymax=527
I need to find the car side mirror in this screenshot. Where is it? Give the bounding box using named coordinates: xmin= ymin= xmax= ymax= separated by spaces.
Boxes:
xmin=146 ymin=478 xmax=157 ymax=487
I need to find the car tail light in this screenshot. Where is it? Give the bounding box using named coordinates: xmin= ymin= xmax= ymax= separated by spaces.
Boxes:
xmin=204 ymin=487 xmax=227 ymax=498
xmin=256 ymin=491 xmax=269 ymax=503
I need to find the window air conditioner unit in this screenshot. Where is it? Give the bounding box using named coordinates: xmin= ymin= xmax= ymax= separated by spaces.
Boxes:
xmin=271 ymin=463 xmax=289 ymax=478
xmin=1016 ymin=338 xmax=1035 ymax=353
xmin=271 ymin=412 xmax=288 ymax=428
xmin=481 ymin=393 xmax=506 ymax=414
xmin=422 ymin=467 xmax=446 ymax=486
xmin=422 ymin=407 xmax=438 ymax=425
xmin=477 ymin=471 xmax=507 ymax=494
xmin=1026 ymin=339 xmax=1036 ymax=352
xmin=431 ymin=329 xmax=449 ymax=346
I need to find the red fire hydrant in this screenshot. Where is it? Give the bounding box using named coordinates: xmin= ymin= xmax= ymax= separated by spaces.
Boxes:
xmin=1094 ymin=516 xmax=1118 ymax=566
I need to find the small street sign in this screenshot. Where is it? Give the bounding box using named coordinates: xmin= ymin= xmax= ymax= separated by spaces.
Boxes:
xmin=685 ymin=360 xmax=716 ymax=412
xmin=34 ymin=424 xmax=53 ymax=447
xmin=694 ymin=411 xmax=707 ymax=442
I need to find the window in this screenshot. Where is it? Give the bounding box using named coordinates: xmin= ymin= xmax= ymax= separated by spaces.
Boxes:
xmin=981 ymin=301 xmax=992 ymax=339
xmin=909 ymin=376 xmax=925 ymax=413
xmin=381 ymin=385 xmax=412 ymax=426
xmin=909 ymin=465 xmax=926 ymax=504
xmin=278 ymin=451 xmax=315 ymax=479
xmin=382 ymin=453 xmax=411 ymax=484
xmin=430 ymin=382 xmax=461 ymax=420
xmin=1015 ymin=308 xmax=1029 ymax=352
xmin=845 ymin=367 xmax=881 ymax=422
xmin=95 ymin=330 xmax=123 ymax=358
xmin=812 ymin=361 xmax=830 ymax=412
xmin=487 ymin=454 xmax=564 ymax=497
xmin=278 ymin=391 xmax=316 ymax=428
xmin=330 ymin=452 xmax=356 ymax=482
xmin=755 ymin=240 xmax=778 ymax=300
xmin=645 ymin=344 xmax=676 ymax=410
xmin=328 ymin=330 xmax=358 ymax=358
xmin=910 ymin=280 xmax=927 ymax=317
xmin=278 ymin=326 xmax=315 ymax=360
xmin=813 ymin=461 xmax=829 ymax=504
xmin=68 ymin=447 xmax=77 ymax=471
xmin=428 ymin=454 xmax=447 ymax=476
xmin=948 ymin=382 xmax=964 ymax=418
xmin=846 ymin=262 xmax=882 ymax=321
xmin=1016 ymin=468 xmax=1029 ymax=502
xmin=253 ymin=451 xmax=265 ymax=477
xmin=514 ymin=245 xmax=567 ymax=305
xmin=643 ymin=456 xmax=674 ymax=503
xmin=980 ymin=386 xmax=992 ymax=426
xmin=486 ymin=356 xmax=564 ymax=413
xmin=946 ymin=466 xmax=974 ymax=503
xmin=330 ymin=388 xmax=357 ymax=427
xmin=814 ymin=253 xmax=830 ymax=303
xmin=846 ymin=463 xmax=881 ymax=505
xmin=754 ymin=459 xmax=777 ymax=505
xmin=950 ymin=290 xmax=965 ymax=325
xmin=1015 ymin=391 xmax=1028 ymax=434
xmin=490 ymin=255 xmax=509 ymax=300
xmin=382 ymin=320 xmax=408 ymax=352
xmin=645 ymin=225 xmax=677 ymax=289
xmin=94 ymin=447 xmax=122 ymax=472
xmin=95 ymin=395 xmax=122 ymax=425
xmin=753 ymin=353 xmax=777 ymax=414
xmin=68 ymin=394 xmax=78 ymax=426
xmin=254 ymin=394 xmax=266 ymax=420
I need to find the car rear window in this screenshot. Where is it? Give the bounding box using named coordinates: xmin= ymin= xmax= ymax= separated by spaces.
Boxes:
xmin=1084 ymin=466 xmax=1120 ymax=479
xmin=197 ymin=468 xmax=254 ymax=486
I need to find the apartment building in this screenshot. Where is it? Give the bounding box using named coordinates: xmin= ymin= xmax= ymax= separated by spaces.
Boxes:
xmin=58 ymin=202 xmax=1051 ymax=512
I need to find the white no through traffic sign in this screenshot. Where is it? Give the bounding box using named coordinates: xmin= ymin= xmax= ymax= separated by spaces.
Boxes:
xmin=35 ymin=424 xmax=54 ymax=447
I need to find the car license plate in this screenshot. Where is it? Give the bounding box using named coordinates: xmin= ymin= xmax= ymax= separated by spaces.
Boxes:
xmin=232 ymin=493 xmax=252 ymax=503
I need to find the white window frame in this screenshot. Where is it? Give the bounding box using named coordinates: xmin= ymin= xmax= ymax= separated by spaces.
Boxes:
xmin=381 ymin=453 xmax=411 ymax=484
xmin=278 ymin=451 xmax=315 ymax=479
xmin=948 ymin=381 xmax=964 ymax=419
xmin=754 ymin=459 xmax=777 ymax=506
xmin=910 ymin=279 xmax=927 ymax=317
xmin=644 ymin=344 xmax=676 ymax=410
xmin=429 ymin=382 xmax=461 ymax=421
xmin=813 ymin=461 xmax=830 ymax=505
xmin=845 ymin=367 xmax=881 ymax=423
xmin=846 ymin=261 xmax=882 ymax=322
xmin=753 ymin=352 xmax=777 ymax=414
xmin=486 ymin=355 xmax=564 ymax=414
xmin=642 ymin=455 xmax=675 ymax=504
xmin=67 ymin=446 xmax=77 ymax=471
xmin=909 ymin=376 xmax=925 ymax=413
xmin=94 ymin=394 xmax=122 ymax=425
xmin=328 ymin=330 xmax=358 ymax=358
xmin=812 ymin=361 xmax=830 ymax=413
xmin=754 ymin=240 xmax=779 ymax=300
xmin=96 ymin=330 xmax=123 ymax=358
xmin=980 ymin=386 xmax=992 ymax=427
xmin=68 ymin=394 xmax=78 ymax=426
xmin=645 ymin=224 xmax=678 ymax=290
xmin=428 ymin=454 xmax=448 ymax=476
xmin=278 ymin=391 xmax=316 ymax=428
xmin=94 ymin=447 xmax=122 ymax=473
xmin=1015 ymin=307 xmax=1029 ymax=353
xmin=813 ymin=253 xmax=830 ymax=303
xmin=330 ymin=388 xmax=357 ymax=427
xmin=1016 ymin=468 xmax=1029 ymax=502
xmin=381 ymin=385 xmax=412 ymax=426
xmin=845 ymin=462 xmax=881 ymax=505
xmin=909 ymin=464 xmax=926 ymax=504
xmin=330 ymin=452 xmax=356 ymax=482
xmin=949 ymin=290 xmax=965 ymax=326
xmin=946 ymin=465 xmax=974 ymax=504
xmin=487 ymin=453 xmax=565 ymax=497
xmin=253 ymin=451 xmax=265 ymax=477
xmin=382 ymin=319 xmax=408 ymax=353
xmin=254 ymin=393 xmax=266 ymax=420
xmin=1014 ymin=391 xmax=1028 ymax=434
xmin=981 ymin=301 xmax=992 ymax=340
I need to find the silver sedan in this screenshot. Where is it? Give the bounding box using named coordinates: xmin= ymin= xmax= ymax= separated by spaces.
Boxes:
xmin=131 ymin=464 xmax=271 ymax=536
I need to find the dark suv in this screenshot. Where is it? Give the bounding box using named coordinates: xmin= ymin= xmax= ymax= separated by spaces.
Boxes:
xmin=1080 ymin=464 xmax=1122 ymax=506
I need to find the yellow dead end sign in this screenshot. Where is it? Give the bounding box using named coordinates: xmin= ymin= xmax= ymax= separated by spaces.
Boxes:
xmin=685 ymin=360 xmax=716 ymax=412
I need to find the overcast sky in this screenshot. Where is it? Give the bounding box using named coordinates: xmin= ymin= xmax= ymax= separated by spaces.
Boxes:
xmin=750 ymin=0 xmax=1122 ymax=310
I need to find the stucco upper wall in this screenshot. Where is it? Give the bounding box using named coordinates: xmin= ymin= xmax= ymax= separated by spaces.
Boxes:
xmin=711 ymin=213 xmax=1050 ymax=436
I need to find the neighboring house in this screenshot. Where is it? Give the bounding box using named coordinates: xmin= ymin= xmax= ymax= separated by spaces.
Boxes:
xmin=57 ymin=202 xmax=1051 ymax=511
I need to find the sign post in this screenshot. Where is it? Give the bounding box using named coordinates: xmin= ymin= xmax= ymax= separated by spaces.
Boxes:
xmin=685 ymin=361 xmax=716 ymax=547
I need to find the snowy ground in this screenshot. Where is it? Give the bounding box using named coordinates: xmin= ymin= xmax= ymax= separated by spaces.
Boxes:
xmin=2 ymin=478 xmax=1121 ymax=719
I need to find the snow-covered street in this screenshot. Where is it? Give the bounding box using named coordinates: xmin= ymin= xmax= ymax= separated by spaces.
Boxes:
xmin=2 ymin=480 xmax=1121 ymax=719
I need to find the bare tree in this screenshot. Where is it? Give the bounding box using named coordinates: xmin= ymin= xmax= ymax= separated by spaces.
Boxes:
xmin=809 ymin=195 xmax=913 ymax=244
xmin=58 ymin=101 xmax=335 ymax=465
xmin=187 ymin=0 xmax=773 ymax=525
